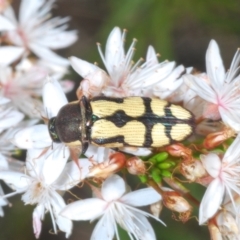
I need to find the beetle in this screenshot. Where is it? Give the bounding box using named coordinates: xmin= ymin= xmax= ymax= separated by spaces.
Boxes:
xmin=48 ymin=96 xmax=195 ymax=154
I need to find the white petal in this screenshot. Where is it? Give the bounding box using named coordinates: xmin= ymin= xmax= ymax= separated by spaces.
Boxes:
xmin=43 ymin=78 xmax=68 ymax=118
xmin=42 ymin=145 xmax=69 ymax=185
xmin=19 ymin=0 xmax=45 ymax=25
xmin=29 ymin=43 xmax=69 ymax=66
xmin=70 ymin=56 xmax=101 ymax=78
xmin=132 ymin=212 xmax=156 ymax=240
xmin=39 ymin=30 xmax=78 ymax=49
xmin=102 ymin=175 xmax=126 ymax=202
xmin=0 ymin=171 xmax=30 ymax=190
xmin=120 ymin=147 xmax=152 ymax=156
xmin=56 ymin=158 xmax=91 ymax=190
xmin=223 ymin=134 xmax=240 ymax=163
xmin=0 ymin=109 xmax=24 ymax=132
xmin=105 ymin=27 xmax=124 ymax=74
xmin=199 ymin=178 xmax=225 ymax=224
xmin=0 ymin=46 xmax=24 ymax=66
xmin=12 ymin=125 xmax=52 ymax=149
xmin=0 ymin=15 xmax=16 ymax=30
xmin=200 ymin=153 xmax=221 ymax=178
xmin=49 ymin=191 xmax=73 ymax=238
xmin=60 ymin=198 xmax=106 ymax=221
xmin=90 ymin=215 xmax=115 ymax=240
xmin=184 ymin=74 xmax=218 ymax=104
xmin=206 ymin=40 xmax=225 ymax=90
xmin=32 ymin=204 xmax=45 ymax=239
xmin=146 ymin=45 xmax=158 ymax=66
xmin=121 ymin=188 xmax=162 ymax=207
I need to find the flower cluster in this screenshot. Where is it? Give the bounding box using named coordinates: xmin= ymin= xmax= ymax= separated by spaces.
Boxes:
xmin=1 ymin=1 xmax=240 ymax=240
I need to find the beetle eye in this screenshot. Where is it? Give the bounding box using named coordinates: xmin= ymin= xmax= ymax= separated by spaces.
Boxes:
xmin=48 ymin=117 xmax=61 ymax=143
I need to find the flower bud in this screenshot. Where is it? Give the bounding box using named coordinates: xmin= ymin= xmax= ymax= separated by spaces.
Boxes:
xmin=216 ymin=211 xmax=238 ymax=237
xmin=162 ymin=190 xmax=192 ymax=222
xmin=203 ymin=126 xmax=236 ymax=149
xmin=126 ymin=157 xmax=146 ymax=175
xmin=165 ymin=143 xmax=192 ymax=160
xmin=180 ymin=159 xmax=207 ymax=182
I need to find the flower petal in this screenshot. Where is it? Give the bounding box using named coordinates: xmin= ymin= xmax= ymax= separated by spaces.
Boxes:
xmin=55 ymin=158 xmax=91 ymax=190
xmin=0 ymin=171 xmax=30 ymax=190
xmin=200 ymin=153 xmax=221 ymax=178
xmin=61 ymin=198 xmax=106 ymax=221
xmin=0 ymin=46 xmax=24 ymax=66
xmin=121 ymin=188 xmax=162 ymax=207
xmin=90 ymin=215 xmax=115 ymax=240
xmin=102 ymin=175 xmax=126 ymax=202
xmin=0 ymin=15 xmax=16 ymax=31
xmin=32 ymin=204 xmax=45 ymax=239
xmin=42 ymin=145 xmax=69 ymax=185
xmin=206 ymin=40 xmax=225 ymax=90
xmin=199 ymin=178 xmax=224 ymax=224
xmin=43 ymin=78 xmax=68 ymax=118
xmin=12 ymin=125 xmax=52 ymax=149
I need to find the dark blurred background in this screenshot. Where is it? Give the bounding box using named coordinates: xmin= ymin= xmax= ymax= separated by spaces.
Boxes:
xmin=1 ymin=0 xmax=240 ymax=239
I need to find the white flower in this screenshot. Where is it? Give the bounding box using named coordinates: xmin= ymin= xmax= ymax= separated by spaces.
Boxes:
xmin=0 ymin=59 xmax=73 ymax=118
xmin=199 ymin=134 xmax=240 ymax=224
xmin=1 ymin=0 xmax=77 ymax=66
xmin=0 ymin=97 xmax=24 ymax=133
xmin=184 ymin=40 xmax=240 ymax=131
xmin=61 ymin=174 xmax=164 ymax=240
xmin=72 ymin=27 xmax=176 ymax=98
xmin=0 ymin=148 xmax=90 ymax=238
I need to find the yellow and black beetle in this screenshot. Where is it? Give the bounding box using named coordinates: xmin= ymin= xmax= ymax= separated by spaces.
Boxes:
xmin=48 ymin=96 xmax=195 ymax=153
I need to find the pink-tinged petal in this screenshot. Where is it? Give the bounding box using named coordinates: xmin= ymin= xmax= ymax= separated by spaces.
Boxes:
xmin=199 ymin=178 xmax=225 ymax=224
xmin=219 ymin=106 xmax=240 ymax=132
xmin=121 ymin=188 xmax=162 ymax=207
xmin=132 ymin=213 xmax=156 ymax=240
xmin=12 ymin=125 xmax=52 ymax=149
xmin=206 ymin=40 xmax=225 ymax=90
xmin=56 ymin=158 xmax=91 ymax=190
xmin=32 ymin=204 xmax=45 ymax=239
xmin=49 ymin=191 xmax=73 ymax=238
xmin=0 ymin=171 xmax=30 ymax=190
xmin=184 ymin=74 xmax=218 ymax=104
xmin=200 ymin=153 xmax=221 ymax=178
xmin=42 ymin=145 xmax=69 ymax=185
xmin=0 ymin=15 xmax=16 ymax=30
xmin=223 ymin=134 xmax=240 ymax=163
xmin=70 ymin=56 xmax=101 ymax=78
xmin=102 ymin=175 xmax=126 ymax=201
xmin=60 ymin=80 xmax=75 ymax=93
xmin=146 ymin=45 xmax=158 ymax=66
xmin=0 ymin=46 xmax=24 ymax=66
xmin=105 ymin=27 xmax=124 ymax=74
xmin=90 ymin=215 xmax=115 ymax=240
xmin=142 ymin=61 xmax=175 ymax=87
xmin=29 ymin=43 xmax=69 ymax=66
xmin=61 ymin=198 xmax=106 ymax=221
xmin=43 ymin=78 xmax=68 ymax=118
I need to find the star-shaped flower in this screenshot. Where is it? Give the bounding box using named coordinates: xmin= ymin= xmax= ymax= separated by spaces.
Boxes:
xmin=1 ymin=0 xmax=77 ymax=66
xmin=184 ymin=40 xmax=240 ymax=131
xmin=61 ymin=174 xmax=164 ymax=240
xmin=72 ymin=27 xmax=176 ymax=98
xmin=199 ymin=134 xmax=240 ymax=224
